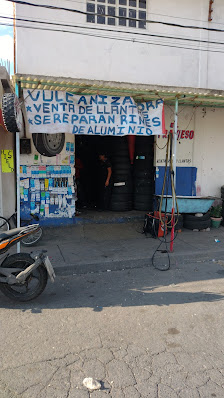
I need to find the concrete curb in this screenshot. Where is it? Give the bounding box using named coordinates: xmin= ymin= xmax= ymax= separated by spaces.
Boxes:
xmin=54 ymin=249 xmax=224 ymax=275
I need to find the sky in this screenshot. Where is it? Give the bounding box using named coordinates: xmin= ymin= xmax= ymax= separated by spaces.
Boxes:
xmin=0 ymin=0 xmax=14 ymax=75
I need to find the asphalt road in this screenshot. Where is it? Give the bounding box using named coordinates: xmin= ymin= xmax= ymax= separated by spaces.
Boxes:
xmin=1 ymin=258 xmax=224 ymax=398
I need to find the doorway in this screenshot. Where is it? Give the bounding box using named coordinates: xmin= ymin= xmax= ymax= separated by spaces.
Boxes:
xmin=75 ymin=135 xmax=155 ymax=214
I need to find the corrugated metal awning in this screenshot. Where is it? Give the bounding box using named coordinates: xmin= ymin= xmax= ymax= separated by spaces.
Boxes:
xmin=14 ymin=74 xmax=224 ymax=108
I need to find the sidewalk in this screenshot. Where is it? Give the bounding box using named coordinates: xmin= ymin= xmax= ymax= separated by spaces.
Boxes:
xmin=24 ymin=220 xmax=224 ymax=275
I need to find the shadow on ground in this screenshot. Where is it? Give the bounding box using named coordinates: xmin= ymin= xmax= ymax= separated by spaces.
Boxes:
xmin=0 ymin=257 xmax=224 ymax=313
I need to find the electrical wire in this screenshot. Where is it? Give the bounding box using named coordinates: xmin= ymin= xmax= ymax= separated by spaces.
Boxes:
xmin=2 ymin=14 xmax=224 ymax=48
xmin=2 ymin=20 xmax=224 ymax=54
xmin=156 ymin=140 xmax=168 ymax=150
xmin=182 ymin=106 xmax=198 ymax=132
xmin=0 ymin=0 xmax=224 ymax=39
xmin=6 ymin=0 xmax=224 ymax=34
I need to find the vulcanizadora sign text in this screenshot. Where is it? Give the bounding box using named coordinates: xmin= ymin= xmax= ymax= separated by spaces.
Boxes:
xmin=24 ymin=90 xmax=165 ymax=136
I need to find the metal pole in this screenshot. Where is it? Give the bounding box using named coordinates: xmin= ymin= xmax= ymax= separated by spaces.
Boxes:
xmin=15 ymin=83 xmax=20 ymax=253
xmin=14 ymin=8 xmax=20 ymax=252
xmin=173 ymin=97 xmax=178 ymax=189
xmin=13 ymin=2 xmax=16 ymax=75
xmin=170 ymin=97 xmax=178 ymax=253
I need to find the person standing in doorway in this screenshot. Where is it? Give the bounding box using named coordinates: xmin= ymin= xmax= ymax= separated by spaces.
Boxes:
xmin=97 ymin=153 xmax=112 ymax=211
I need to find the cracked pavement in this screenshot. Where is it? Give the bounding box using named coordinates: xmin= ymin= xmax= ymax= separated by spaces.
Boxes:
xmin=1 ymin=258 xmax=224 ymax=397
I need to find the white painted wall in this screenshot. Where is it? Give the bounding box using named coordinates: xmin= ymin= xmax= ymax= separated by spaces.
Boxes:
xmin=194 ymin=107 xmax=224 ymax=197
xmin=156 ymin=106 xmax=195 ymax=168
xmin=156 ymin=105 xmax=224 ymax=198
xmin=14 ymin=0 xmax=224 ymax=198
xmin=15 ymin=0 xmax=224 ymax=90
xmin=20 ymin=129 xmax=75 ymax=168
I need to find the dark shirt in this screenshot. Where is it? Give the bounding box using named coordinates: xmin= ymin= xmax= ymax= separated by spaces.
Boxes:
xmin=99 ymin=159 xmax=112 ymax=181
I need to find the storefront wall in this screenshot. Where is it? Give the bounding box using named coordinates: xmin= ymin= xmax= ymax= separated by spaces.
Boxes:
xmin=0 ymin=81 xmax=16 ymax=219
xmin=15 ymin=0 xmax=224 ymax=90
xmin=156 ymin=106 xmax=224 ymax=198
xmin=20 ymin=102 xmax=224 ymax=227
xmin=19 ymin=89 xmax=163 ymax=225
xmin=15 ymin=0 xmax=224 ymax=218
xmin=20 ymin=126 xmax=76 ymax=225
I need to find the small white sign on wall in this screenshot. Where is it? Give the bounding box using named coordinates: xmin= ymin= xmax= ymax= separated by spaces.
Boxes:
xmin=156 ymin=107 xmax=195 ymax=167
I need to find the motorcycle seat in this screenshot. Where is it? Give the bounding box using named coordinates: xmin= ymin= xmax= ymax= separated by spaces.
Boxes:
xmin=0 ymin=227 xmax=26 ymax=241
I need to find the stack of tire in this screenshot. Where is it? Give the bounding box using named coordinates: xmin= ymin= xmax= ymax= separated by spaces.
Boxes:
xmin=183 ymin=212 xmax=211 ymax=230
xmin=110 ymin=137 xmax=133 ymax=211
xmin=133 ymin=136 xmax=154 ymax=211
xmin=221 ymin=186 xmax=224 ymax=225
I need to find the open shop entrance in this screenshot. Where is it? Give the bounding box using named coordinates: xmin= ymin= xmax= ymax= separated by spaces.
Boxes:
xmin=75 ymin=135 xmax=155 ymax=218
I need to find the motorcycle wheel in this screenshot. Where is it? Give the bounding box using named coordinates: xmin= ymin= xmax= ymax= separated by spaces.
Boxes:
xmin=0 ymin=253 xmax=48 ymax=302
xmin=0 ymin=216 xmax=10 ymax=232
xmin=21 ymin=227 xmax=43 ymax=246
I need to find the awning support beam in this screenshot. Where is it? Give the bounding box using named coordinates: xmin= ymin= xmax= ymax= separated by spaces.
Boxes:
xmin=15 ymin=82 xmax=20 ymax=253
xmin=170 ymin=97 xmax=178 ymax=253
xmin=173 ymin=97 xmax=178 ymax=189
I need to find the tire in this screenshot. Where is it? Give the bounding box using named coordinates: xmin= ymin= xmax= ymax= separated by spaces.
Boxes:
xmin=183 ymin=219 xmax=211 ymax=230
xmin=32 ymin=133 xmax=65 ymax=157
xmin=113 ymin=166 xmax=131 ymax=175
xmin=0 ymin=253 xmax=48 ymax=302
xmin=134 ymin=170 xmax=155 ymax=179
xmin=134 ymin=165 xmax=154 ymax=173
xmin=183 ymin=212 xmax=210 ymax=222
xmin=21 ymin=227 xmax=43 ymax=246
xmin=112 ymin=161 xmax=131 ymax=171
xmin=135 ymin=179 xmax=154 ymax=187
xmin=134 ymin=185 xmax=154 ymax=194
xmin=134 ymin=157 xmax=153 ymax=165
xmin=134 ymin=158 xmax=153 ymax=169
xmin=111 ymin=193 xmax=133 ymax=202
xmin=0 ymin=217 xmax=10 ymax=232
xmin=112 ymin=158 xmax=130 ymax=165
xmin=1 ymin=93 xmax=22 ymax=133
xmin=113 ymin=141 xmax=128 ymax=153
xmin=134 ymin=201 xmax=153 ymax=211
xmin=134 ymin=193 xmax=153 ymax=202
xmin=135 ymin=186 xmax=154 ymax=195
xmin=112 ymin=172 xmax=132 ymax=181
xmin=112 ymin=184 xmax=133 ymax=195
xmin=167 ymin=214 xmax=183 ymax=230
xmin=113 ymin=149 xmax=129 ymax=157
xmin=135 ymin=150 xmax=154 ymax=156
xmin=135 ymin=136 xmax=154 ymax=147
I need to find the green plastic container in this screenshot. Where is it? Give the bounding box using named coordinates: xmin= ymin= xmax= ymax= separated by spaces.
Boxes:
xmin=211 ymin=217 xmax=222 ymax=228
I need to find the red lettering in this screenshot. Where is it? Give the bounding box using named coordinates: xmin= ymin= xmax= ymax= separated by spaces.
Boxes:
xmin=189 ymin=130 xmax=194 ymax=139
xmin=181 ymin=130 xmax=185 ymax=139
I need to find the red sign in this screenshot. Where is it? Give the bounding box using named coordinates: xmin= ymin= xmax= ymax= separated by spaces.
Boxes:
xmin=0 ymin=109 xmax=7 ymax=132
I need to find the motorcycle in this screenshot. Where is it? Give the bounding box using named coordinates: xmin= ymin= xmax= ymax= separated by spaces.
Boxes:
xmin=0 ymin=224 xmax=55 ymax=301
